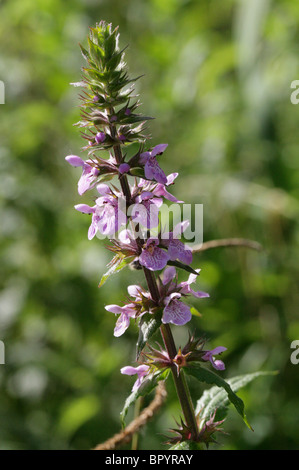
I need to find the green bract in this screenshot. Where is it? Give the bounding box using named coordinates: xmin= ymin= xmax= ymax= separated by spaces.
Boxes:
xmin=75 ymin=21 xmax=153 ymax=152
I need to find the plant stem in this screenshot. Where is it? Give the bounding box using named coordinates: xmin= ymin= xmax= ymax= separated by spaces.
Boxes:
xmin=112 ymin=140 xmax=199 ymax=441
xmin=142 ymin=268 xmax=199 ymax=439
xmin=160 ymin=323 xmax=199 ymax=440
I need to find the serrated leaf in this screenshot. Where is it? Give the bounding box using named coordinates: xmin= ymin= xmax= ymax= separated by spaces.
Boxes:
xmin=98 ymin=255 xmax=135 ymax=288
xmin=195 ymin=370 xmax=277 ymax=424
xmin=185 ymin=365 xmax=252 ymax=430
xmin=136 ymin=310 xmax=162 ymax=359
xmin=120 ymin=369 xmax=169 ymax=428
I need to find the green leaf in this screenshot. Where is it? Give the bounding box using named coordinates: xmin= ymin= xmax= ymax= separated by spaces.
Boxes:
xmin=98 ymin=255 xmax=135 ymax=288
xmin=79 ymin=44 xmax=90 ymax=62
xmin=167 ymin=260 xmax=199 ymax=276
xmin=185 ymin=365 xmax=252 ymax=430
xmin=195 ymin=370 xmax=277 ymax=424
xmin=120 ymin=369 xmax=169 ymax=428
xmin=96 ymin=173 xmax=116 ymax=183
xmin=190 ymin=306 xmax=202 ymax=317
xmin=129 ymin=167 xmax=145 ymax=177
xmin=58 ymin=395 xmax=100 ymax=436
xmin=88 ymin=37 xmax=104 ymax=66
xmin=136 ymin=310 xmax=162 ymax=359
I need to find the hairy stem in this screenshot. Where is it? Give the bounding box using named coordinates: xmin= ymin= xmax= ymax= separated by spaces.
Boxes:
xmin=112 ymin=139 xmax=199 ymax=440
xmin=160 ymin=323 xmax=199 ymax=440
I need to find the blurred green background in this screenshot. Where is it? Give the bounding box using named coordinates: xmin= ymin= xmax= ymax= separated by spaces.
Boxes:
xmin=0 ymin=0 xmax=299 ymax=450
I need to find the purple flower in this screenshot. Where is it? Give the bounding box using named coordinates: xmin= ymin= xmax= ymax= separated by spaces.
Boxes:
xmin=74 ymin=203 xmax=99 ymax=240
xmin=162 ymin=293 xmax=192 ymax=326
xmin=105 ymin=304 xmax=136 ymax=337
xmin=152 ymin=173 xmax=183 ymax=203
xmin=168 ymin=239 xmax=193 ymax=264
xmin=95 ymin=186 xmax=126 ymax=236
xmin=65 ymin=155 xmax=100 ymax=195
xmin=134 ymin=175 xmax=181 ymax=206
xmin=160 ymin=221 xmax=193 ymax=265
xmin=117 ymin=228 xmax=139 ymax=250
xmin=75 ymin=185 xmax=126 ymax=238
xmin=139 ymin=238 xmax=169 ymax=271
xmin=139 ymin=144 xmax=168 ymax=184
xmin=201 ymin=347 xmax=227 ymax=370
xmin=120 ymin=364 xmax=150 ymax=392
xmin=159 ymin=266 xmax=209 ymax=326
xmin=119 ymin=134 xmax=126 ymax=142
xmin=131 ymin=192 xmax=163 ymax=229
xmin=124 ymin=108 xmax=131 ymax=116
xmin=162 ymin=266 xmax=177 ymax=285
xmin=162 ymin=266 xmax=209 ymax=299
xmin=96 ymin=183 xmax=112 ymax=195
xmin=127 ymin=284 xmax=150 ymax=301
xmin=95 ymin=132 xmax=106 ymax=144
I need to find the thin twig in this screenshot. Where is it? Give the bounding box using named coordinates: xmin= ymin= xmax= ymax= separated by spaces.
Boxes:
xmin=93 ymin=381 xmax=167 ymax=450
xmin=192 ymin=238 xmax=263 ymax=253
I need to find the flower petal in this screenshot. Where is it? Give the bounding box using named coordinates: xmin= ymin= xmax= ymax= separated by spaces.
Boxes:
xmin=139 ymin=151 xmax=150 ymax=164
xmin=96 ymin=183 xmax=111 ymax=195
xmin=210 ymin=346 xmax=227 ymax=355
xmin=166 ymin=172 xmax=178 ymax=185
xmin=119 ymin=163 xmax=130 ymax=174
xmin=74 ymin=204 xmax=95 ymax=214
xmin=153 ymin=184 xmax=183 ymax=203
xmin=168 ymin=239 xmax=193 ymax=265
xmin=162 ymin=299 xmax=192 ymax=326
xmin=105 ymin=305 xmax=124 ymax=314
xmin=162 ymin=266 xmax=177 ymax=285
xmin=144 ymin=157 xmax=167 ymax=184
xmin=127 ymin=284 xmax=143 ymax=299
xmin=114 ymin=313 xmax=131 ymax=337
xmin=151 ymin=144 xmax=168 ymax=157
xmin=121 ymin=365 xmax=149 ymax=376
xmin=213 ymin=360 xmax=225 ymax=371
xmin=88 ymin=221 xmax=97 ymax=240
xmin=139 ymin=246 xmax=169 ymax=271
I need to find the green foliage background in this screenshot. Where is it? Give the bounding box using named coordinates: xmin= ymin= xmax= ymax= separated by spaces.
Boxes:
xmin=0 ymin=0 xmax=299 ymax=450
